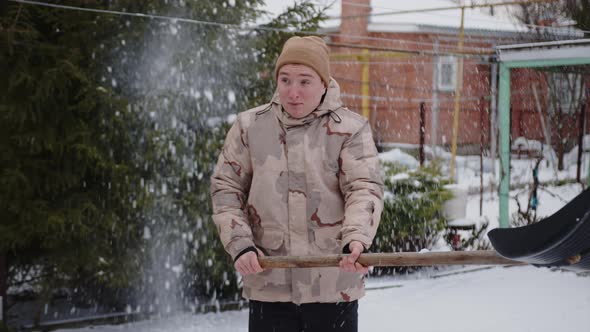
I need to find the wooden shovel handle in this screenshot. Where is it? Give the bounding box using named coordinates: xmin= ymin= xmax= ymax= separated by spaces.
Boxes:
xmin=258 ymin=250 xmax=524 ymax=269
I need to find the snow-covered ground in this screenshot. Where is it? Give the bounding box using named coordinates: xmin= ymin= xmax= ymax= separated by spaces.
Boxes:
xmin=54 ymin=151 xmax=590 ymax=332
xmin=56 ymin=265 xmax=590 ymax=332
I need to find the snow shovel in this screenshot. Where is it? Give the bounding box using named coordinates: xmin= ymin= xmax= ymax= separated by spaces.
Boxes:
xmin=259 ymin=250 xmax=526 ymax=269
xmin=488 ymin=186 xmax=590 ymax=272
xmin=259 ymin=187 xmax=590 ymax=272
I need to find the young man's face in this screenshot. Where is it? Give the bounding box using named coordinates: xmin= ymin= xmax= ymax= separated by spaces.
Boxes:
xmin=277 ymin=64 xmax=326 ymax=119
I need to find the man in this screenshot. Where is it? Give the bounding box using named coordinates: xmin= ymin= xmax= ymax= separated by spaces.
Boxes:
xmin=210 ymin=36 xmax=383 ymax=332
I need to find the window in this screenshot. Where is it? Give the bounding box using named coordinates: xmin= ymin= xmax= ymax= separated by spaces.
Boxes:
xmin=438 ymin=56 xmax=458 ymax=91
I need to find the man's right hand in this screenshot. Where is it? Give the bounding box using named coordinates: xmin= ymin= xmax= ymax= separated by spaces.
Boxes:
xmin=234 ymin=248 xmax=264 ymax=275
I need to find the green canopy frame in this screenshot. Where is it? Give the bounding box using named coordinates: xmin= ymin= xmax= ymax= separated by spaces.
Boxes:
xmin=496 ymin=39 xmax=590 ymax=228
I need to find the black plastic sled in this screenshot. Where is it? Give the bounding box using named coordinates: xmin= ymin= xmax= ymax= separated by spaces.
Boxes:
xmin=488 ymin=187 xmax=590 ymax=272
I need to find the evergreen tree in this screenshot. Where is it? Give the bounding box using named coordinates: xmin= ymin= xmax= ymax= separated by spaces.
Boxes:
xmin=0 ymin=0 xmax=149 ymax=320
xmin=1 ymin=0 xmax=329 ymax=323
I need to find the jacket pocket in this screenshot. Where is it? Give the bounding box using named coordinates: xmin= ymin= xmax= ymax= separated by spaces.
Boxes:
xmin=312 ymin=227 xmax=342 ymax=254
xmin=254 ymin=229 xmax=285 ymax=254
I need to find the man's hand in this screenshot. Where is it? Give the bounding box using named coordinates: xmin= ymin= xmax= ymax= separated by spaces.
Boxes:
xmin=339 ymin=240 xmax=369 ymax=274
xmin=234 ymin=248 xmax=265 ymax=276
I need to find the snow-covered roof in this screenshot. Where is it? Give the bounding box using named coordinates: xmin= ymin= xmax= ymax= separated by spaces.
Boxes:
xmin=322 ymin=0 xmax=529 ymax=34
xmin=263 ymin=0 xmax=581 ymax=37
xmin=497 ymin=39 xmax=590 ymax=62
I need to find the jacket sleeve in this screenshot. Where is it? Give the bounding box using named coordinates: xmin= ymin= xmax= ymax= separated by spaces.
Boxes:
xmin=210 ymin=117 xmax=255 ymax=259
xmin=338 ymin=121 xmax=384 ymax=251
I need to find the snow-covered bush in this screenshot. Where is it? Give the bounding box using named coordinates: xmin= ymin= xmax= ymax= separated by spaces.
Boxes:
xmin=371 ymin=161 xmax=452 ymax=274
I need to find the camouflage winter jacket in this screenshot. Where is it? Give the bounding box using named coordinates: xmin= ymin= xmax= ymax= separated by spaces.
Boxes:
xmin=210 ymin=79 xmax=383 ymax=304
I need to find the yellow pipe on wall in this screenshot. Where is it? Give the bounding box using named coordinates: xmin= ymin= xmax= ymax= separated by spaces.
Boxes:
xmin=361 ymin=48 xmax=370 ymax=119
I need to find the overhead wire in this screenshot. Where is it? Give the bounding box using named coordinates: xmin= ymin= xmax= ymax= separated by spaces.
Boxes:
xmin=326 ymin=36 xmax=496 ymax=54
xmin=341 ymin=92 xmax=488 ymax=103
xmin=335 ymin=75 xmax=570 ymax=101
xmin=9 ymin=0 xmax=583 ymax=103
xmin=332 ymin=76 xmax=438 ymax=92
xmin=8 ymin=0 xmax=504 ymax=55
xmin=8 ymin=0 xmax=287 ymax=31
xmin=341 ymin=91 xmax=555 ymax=109
xmin=313 ymin=0 xmax=538 ymax=49
xmin=9 ymin=0 xmax=582 ymax=55
xmin=331 ymin=60 xmax=440 ymax=64
xmin=328 ymin=42 xmax=492 ymax=57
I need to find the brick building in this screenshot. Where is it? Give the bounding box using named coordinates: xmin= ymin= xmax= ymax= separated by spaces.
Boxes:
xmin=321 ymin=0 xmax=589 ymax=152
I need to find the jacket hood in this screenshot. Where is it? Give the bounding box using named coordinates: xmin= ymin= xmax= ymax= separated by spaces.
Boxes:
xmin=270 ymin=78 xmax=343 ymax=128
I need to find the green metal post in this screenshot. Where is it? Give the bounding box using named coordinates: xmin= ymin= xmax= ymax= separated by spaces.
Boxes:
xmin=495 ymin=47 xmax=590 ymax=222
xmin=498 ymin=63 xmax=511 ymax=228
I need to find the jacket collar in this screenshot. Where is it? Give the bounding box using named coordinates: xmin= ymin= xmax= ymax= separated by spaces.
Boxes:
xmin=271 ymin=78 xmax=343 ymax=128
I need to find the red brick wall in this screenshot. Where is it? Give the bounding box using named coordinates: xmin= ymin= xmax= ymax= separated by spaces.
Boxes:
xmin=330 ymin=30 xmax=496 ymax=146
xmin=330 ymin=3 xmax=590 ymax=147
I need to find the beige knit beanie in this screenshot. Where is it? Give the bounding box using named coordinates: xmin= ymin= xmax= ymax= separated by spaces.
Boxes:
xmin=274 ymin=36 xmax=331 ymax=87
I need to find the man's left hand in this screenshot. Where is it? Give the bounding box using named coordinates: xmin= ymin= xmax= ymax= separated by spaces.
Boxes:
xmin=339 ymin=240 xmax=369 ymax=274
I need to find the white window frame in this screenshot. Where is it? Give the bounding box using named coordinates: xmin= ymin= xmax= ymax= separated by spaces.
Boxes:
xmin=437 ymin=56 xmax=457 ymax=92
